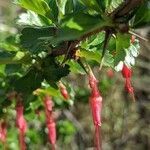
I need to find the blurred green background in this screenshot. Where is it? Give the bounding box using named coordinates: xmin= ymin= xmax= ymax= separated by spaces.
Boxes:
xmin=0 ymin=0 xmax=150 ymax=150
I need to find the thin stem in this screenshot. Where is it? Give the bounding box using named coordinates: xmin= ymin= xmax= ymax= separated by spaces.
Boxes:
xmin=19 ymin=131 xmax=26 ymax=150
xmin=61 ymin=42 xmax=73 ymax=65
xmin=129 ymin=30 xmax=148 ymax=42
xmin=52 ymin=144 xmax=55 ymax=150
xmin=86 ymin=64 xmax=93 ymax=75
xmin=130 ymin=92 xmax=136 ymax=102
xmin=94 ymin=125 xmax=102 ymax=150
xmin=99 ymin=29 xmax=112 ymax=70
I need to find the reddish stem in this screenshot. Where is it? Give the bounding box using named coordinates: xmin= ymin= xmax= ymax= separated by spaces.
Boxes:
xmin=94 ymin=125 xmax=102 ymax=150
xmin=19 ymin=130 xmax=26 ymax=150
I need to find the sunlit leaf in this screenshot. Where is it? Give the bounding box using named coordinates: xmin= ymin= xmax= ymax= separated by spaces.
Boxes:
xmin=114 ymin=33 xmax=130 ymax=66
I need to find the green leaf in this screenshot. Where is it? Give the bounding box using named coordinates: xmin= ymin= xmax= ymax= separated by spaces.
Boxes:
xmin=88 ymin=33 xmax=105 ymax=46
xmin=34 ymin=86 xmax=62 ymax=98
xmin=41 ymin=57 xmax=70 ymax=87
xmin=133 ymin=0 xmax=150 ymax=28
xmin=124 ymin=39 xmax=140 ymax=67
xmin=0 ymin=49 xmax=31 ymax=65
xmin=114 ymin=39 xmax=140 ymax=69
xmin=96 ymin=0 xmax=121 ymax=12
xmin=0 ymin=65 xmax=6 ymax=77
xmin=64 ymin=0 xmax=74 ymax=14
xmin=17 ymin=11 xmax=52 ymax=26
xmin=38 ymin=14 xmax=53 ymax=26
xmin=0 ymin=50 xmax=16 ymax=64
xmin=53 ymin=12 xmax=108 ymax=43
xmin=102 ymin=0 xmax=112 ymax=8
xmin=15 ymin=0 xmax=52 ymax=20
xmin=13 ymin=67 xmax=43 ymax=97
xmin=67 ymin=60 xmax=85 ymax=74
xmin=0 ymin=37 xmax=19 ymax=52
xmin=57 ymin=120 xmax=76 ymax=141
xmin=79 ymin=0 xmax=102 ymax=12
xmin=48 ymin=0 xmax=59 ymax=23
xmin=114 ymin=33 xmax=130 ymax=66
xmin=103 ymin=51 xmax=114 ymax=67
xmin=57 ymin=0 xmax=68 ymax=15
xmin=93 ymin=0 xmax=122 ymax=13
xmin=20 ymin=27 xmax=56 ymax=53
xmin=0 ymin=98 xmax=12 ymax=108
xmin=5 ymin=64 xmax=22 ymax=75
xmin=107 ymin=36 xmax=116 ymax=53
xmin=105 ymin=0 xmax=123 ymax=13
xmin=57 ymin=0 xmax=85 ymax=16
xmin=82 ymin=32 xmax=105 ymax=48
xmin=77 ymin=48 xmax=101 ymax=63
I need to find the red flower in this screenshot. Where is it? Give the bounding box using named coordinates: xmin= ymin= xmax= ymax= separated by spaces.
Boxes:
xmin=89 ymin=95 xmax=102 ymax=126
xmin=0 ymin=121 xmax=7 ymax=143
xmin=89 ymin=71 xmax=102 ymax=126
xmin=44 ymin=95 xmax=53 ymax=112
xmin=121 ymin=64 xmax=132 ymax=78
xmin=121 ymin=64 xmax=135 ymax=101
xmin=16 ymin=101 xmax=27 ymax=150
xmin=16 ymin=105 xmax=27 ymax=133
xmin=43 ymin=95 xmax=56 ymax=148
xmin=89 ymin=71 xmax=102 ymax=150
xmin=59 ymin=82 xmax=70 ymax=100
xmin=47 ymin=121 xmax=56 ymax=145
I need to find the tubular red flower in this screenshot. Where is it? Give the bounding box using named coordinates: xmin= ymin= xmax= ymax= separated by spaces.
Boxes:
xmin=43 ymin=95 xmax=56 ymax=148
xmin=16 ymin=104 xmax=27 ymax=134
xmin=121 ymin=64 xmax=132 ymax=78
xmin=89 ymin=71 xmax=102 ymax=150
xmin=89 ymin=71 xmax=102 ymax=126
xmin=44 ymin=95 xmax=53 ymax=112
xmin=0 ymin=121 xmax=7 ymax=143
xmin=16 ymin=101 xmax=27 ymax=150
xmin=47 ymin=121 xmax=56 ymax=145
xmin=121 ymin=64 xmax=135 ymax=101
xmin=89 ymin=95 xmax=102 ymax=126
xmin=59 ymin=82 xmax=69 ymax=100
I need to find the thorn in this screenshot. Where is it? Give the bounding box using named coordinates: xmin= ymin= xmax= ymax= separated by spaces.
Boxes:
xmin=99 ymin=29 xmax=112 ymax=71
